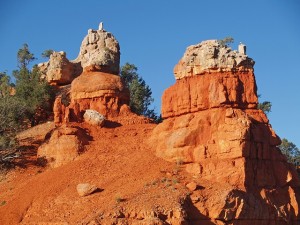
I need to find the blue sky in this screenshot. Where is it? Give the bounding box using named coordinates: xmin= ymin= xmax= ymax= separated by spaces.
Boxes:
xmin=0 ymin=0 xmax=299 ymax=147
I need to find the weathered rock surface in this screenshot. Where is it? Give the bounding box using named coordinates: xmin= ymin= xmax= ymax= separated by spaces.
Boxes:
xmin=53 ymin=85 xmax=71 ymax=124
xmin=38 ymin=24 xmax=120 ymax=86
xmin=150 ymin=40 xmax=300 ymax=224
xmin=38 ymin=51 xmax=81 ymax=85
xmin=83 ymin=109 xmax=106 ymax=127
xmin=53 ymin=68 xmax=130 ymax=124
xmin=76 ymin=183 xmax=98 ymax=197
xmin=37 ymin=125 xmax=90 ymax=168
xmin=93 ymin=205 xmax=188 ymax=225
xmin=73 ymin=28 xmax=120 ymax=75
xmin=162 ymin=71 xmax=258 ymax=118
xmin=71 ymin=68 xmax=127 ymax=101
xmin=16 ymin=122 xmax=55 ymax=146
xmin=47 ymin=24 xmax=148 ymax=125
xmin=174 ymin=40 xmax=255 ymax=80
xmin=186 ymin=181 xmax=198 ymax=192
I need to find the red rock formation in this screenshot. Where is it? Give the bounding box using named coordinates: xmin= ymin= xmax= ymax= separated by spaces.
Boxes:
xmin=40 ymin=24 xmax=150 ymax=168
xmin=162 ymin=71 xmax=258 ymax=118
xmin=37 ymin=125 xmax=90 ymax=168
xmin=49 ymin=25 xmax=150 ymax=126
xmin=53 ymin=66 xmax=149 ymax=126
xmin=53 ymin=66 xmax=130 ymax=124
xmin=150 ymin=40 xmax=300 ymax=224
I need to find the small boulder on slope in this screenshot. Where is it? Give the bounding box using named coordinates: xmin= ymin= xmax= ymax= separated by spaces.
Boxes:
xmin=83 ymin=109 xmax=106 ymax=127
xmin=77 ymin=183 xmax=98 ymax=197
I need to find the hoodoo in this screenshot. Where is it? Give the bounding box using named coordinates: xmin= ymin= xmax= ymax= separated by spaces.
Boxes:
xmin=52 ymin=25 xmax=128 ymax=124
xmin=38 ymin=24 xmax=147 ymax=168
xmin=150 ymin=40 xmax=300 ymax=224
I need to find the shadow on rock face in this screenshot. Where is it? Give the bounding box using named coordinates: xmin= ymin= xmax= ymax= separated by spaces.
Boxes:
xmin=184 ymin=197 xmax=216 ymax=225
xmin=104 ymin=120 xmax=122 ymax=128
xmin=37 ymin=125 xmax=93 ymax=168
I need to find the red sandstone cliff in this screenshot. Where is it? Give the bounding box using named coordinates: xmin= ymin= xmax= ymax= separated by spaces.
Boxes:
xmin=150 ymin=40 xmax=300 ymax=224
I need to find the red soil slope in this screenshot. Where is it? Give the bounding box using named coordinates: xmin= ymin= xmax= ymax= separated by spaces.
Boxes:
xmin=0 ymin=123 xmax=191 ymax=224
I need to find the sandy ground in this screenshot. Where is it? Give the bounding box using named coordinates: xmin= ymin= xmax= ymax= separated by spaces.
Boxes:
xmin=0 ymin=122 xmax=190 ymax=224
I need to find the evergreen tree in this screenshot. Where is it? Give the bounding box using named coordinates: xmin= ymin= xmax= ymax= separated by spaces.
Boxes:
xmin=0 ymin=72 xmax=12 ymax=97
xmin=120 ymin=63 xmax=160 ymax=121
xmin=279 ymin=138 xmax=300 ymax=166
xmin=0 ymin=96 xmax=26 ymax=141
xmin=41 ymin=49 xmax=54 ymax=59
xmin=13 ymin=44 xmax=54 ymax=126
xmin=218 ymin=37 xmax=234 ymax=47
xmin=257 ymin=95 xmax=272 ymax=114
xmin=17 ymin=43 xmax=36 ymax=69
xmin=1 ymin=44 xmax=54 ymax=168
xmin=257 ymin=101 xmax=272 ymax=114
xmin=14 ymin=66 xmax=53 ymax=126
xmin=0 ymin=72 xmax=26 ymax=153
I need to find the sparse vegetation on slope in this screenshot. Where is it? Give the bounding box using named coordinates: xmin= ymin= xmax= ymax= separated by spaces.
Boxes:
xmin=0 ymin=44 xmax=54 ymax=171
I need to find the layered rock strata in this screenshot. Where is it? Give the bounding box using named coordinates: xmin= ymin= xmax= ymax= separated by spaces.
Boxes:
xmin=53 ymin=66 xmax=130 ymax=124
xmin=150 ymin=40 xmax=300 ymax=224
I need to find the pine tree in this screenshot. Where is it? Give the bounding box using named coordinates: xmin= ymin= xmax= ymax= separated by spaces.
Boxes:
xmin=279 ymin=138 xmax=300 ymax=166
xmin=41 ymin=49 xmax=54 ymax=59
xmin=13 ymin=44 xmax=54 ymax=126
xmin=120 ymin=63 xmax=160 ymax=121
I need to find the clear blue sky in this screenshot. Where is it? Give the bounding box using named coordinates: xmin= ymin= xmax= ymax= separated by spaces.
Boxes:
xmin=0 ymin=0 xmax=299 ymax=147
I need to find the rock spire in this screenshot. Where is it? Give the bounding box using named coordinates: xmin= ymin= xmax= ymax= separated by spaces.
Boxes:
xmin=73 ymin=24 xmax=120 ymax=75
xmin=149 ymin=40 xmax=300 ymax=224
xmin=38 ymin=22 xmax=120 ymax=85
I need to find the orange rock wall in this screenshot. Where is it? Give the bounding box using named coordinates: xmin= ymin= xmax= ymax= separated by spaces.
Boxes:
xmin=151 ymin=107 xmax=299 ymax=188
xmin=150 ymin=70 xmax=300 ymax=224
xmin=162 ymin=71 xmax=258 ymax=118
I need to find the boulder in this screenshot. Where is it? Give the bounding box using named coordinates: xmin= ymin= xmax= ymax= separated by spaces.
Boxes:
xmin=186 ymin=181 xmax=197 ymax=192
xmin=83 ymin=109 xmax=106 ymax=127
xmin=73 ymin=28 xmax=120 ymax=75
xmin=37 ymin=125 xmax=89 ymax=168
xmin=70 ymin=69 xmax=128 ymax=100
xmin=38 ymin=51 xmax=81 ymax=85
xmin=76 ymin=183 xmax=98 ymax=197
